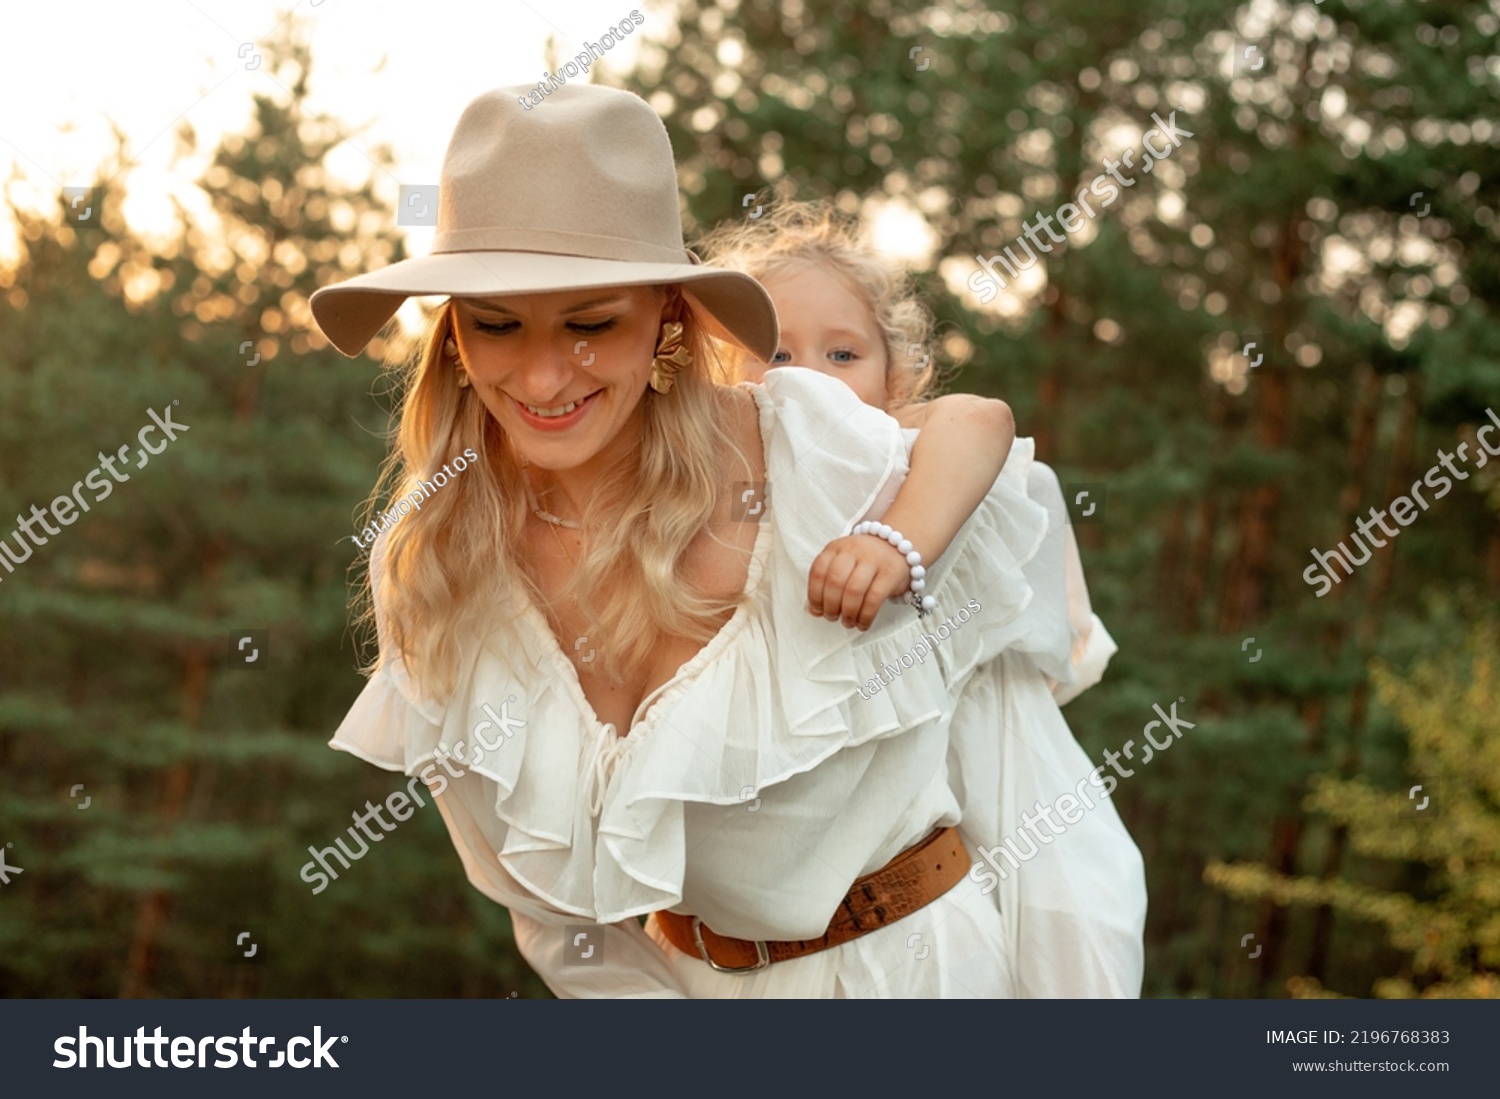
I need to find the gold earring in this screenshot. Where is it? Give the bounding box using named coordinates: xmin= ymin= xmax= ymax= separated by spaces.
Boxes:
xmin=648 ymin=322 xmax=693 ymax=394
xmin=445 ymin=336 xmax=470 ymax=388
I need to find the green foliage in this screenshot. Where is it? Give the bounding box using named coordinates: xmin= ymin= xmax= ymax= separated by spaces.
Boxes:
xmin=1208 ymin=622 xmax=1500 ymax=998
xmin=2 ymin=1 xmax=1497 ymax=999
xmin=625 ymin=0 xmax=1500 ymax=996
xmin=0 ymin=18 xmax=546 ymax=998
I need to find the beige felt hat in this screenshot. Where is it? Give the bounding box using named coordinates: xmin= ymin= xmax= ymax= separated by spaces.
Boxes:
xmin=310 ymin=83 xmax=778 ymax=360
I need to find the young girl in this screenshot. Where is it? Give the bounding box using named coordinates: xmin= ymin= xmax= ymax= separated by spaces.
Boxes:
xmin=700 ymin=205 xmax=1015 ymax=633
xmin=699 ymin=201 xmax=1147 ymax=996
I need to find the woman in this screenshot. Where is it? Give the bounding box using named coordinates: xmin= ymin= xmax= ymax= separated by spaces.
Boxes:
xmin=311 ymin=83 xmax=1142 ymax=997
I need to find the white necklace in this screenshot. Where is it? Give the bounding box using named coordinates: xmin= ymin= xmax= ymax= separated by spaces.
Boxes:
xmin=520 ymin=463 xmax=583 ymax=530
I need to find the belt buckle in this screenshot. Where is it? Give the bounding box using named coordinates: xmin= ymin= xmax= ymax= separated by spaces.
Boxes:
xmin=691 ymin=916 xmax=770 ymax=973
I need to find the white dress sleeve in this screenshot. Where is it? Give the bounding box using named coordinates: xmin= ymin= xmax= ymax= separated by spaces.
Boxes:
xmin=957 ymin=650 xmax=1148 ymax=997
xmin=1019 ymin=456 xmax=1117 ymax=704
xmin=887 ymin=424 xmax=1143 ymax=997
xmin=886 ymin=427 xmax=1117 ymax=702
xmin=330 ymin=531 xmax=687 ymax=998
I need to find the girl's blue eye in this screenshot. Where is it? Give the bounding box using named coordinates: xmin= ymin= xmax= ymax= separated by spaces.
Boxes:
xmin=830 ymin=349 xmax=857 ymax=364
xmin=770 ymin=349 xmax=792 ymax=364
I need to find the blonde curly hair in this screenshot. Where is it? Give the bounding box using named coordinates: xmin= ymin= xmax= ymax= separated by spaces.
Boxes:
xmin=696 ymin=199 xmax=939 ymax=410
xmin=352 ymin=286 xmax=750 ymax=695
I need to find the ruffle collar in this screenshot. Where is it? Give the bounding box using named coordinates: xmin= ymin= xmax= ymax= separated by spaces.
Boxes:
xmin=330 ymin=369 xmax=1053 ymax=921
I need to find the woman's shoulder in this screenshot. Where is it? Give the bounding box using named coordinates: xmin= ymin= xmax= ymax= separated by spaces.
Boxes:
xmin=715 ymin=380 xmax=762 ymax=455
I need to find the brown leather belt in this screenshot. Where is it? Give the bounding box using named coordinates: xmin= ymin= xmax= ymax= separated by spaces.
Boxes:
xmin=653 ymin=826 xmax=968 ymax=973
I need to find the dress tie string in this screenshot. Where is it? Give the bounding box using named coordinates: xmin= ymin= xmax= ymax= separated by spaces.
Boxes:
xmin=585 ymin=723 xmax=629 ymax=818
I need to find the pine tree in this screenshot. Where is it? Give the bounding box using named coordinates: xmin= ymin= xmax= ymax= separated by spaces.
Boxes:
xmin=623 ymin=0 xmax=1500 ymax=995
xmin=0 ymin=14 xmax=544 ymax=998
xmin=1208 ymin=621 xmax=1500 ymax=998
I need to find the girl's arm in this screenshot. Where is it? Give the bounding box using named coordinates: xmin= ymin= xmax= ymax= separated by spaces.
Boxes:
xmin=807 ymin=394 xmax=1016 ymax=630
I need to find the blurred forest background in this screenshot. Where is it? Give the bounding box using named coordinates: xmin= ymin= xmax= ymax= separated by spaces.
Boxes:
xmin=1 ymin=0 xmax=1497 ymax=999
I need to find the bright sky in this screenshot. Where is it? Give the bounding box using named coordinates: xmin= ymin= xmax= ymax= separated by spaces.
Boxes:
xmin=0 ymin=0 xmax=967 ymax=339
xmin=0 ymin=0 xmax=656 ymax=263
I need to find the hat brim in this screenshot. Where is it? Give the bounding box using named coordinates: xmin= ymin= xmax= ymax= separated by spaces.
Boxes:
xmin=309 ymin=252 xmax=778 ymax=362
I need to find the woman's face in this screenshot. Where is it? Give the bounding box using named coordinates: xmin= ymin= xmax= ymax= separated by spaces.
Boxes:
xmin=748 ymin=261 xmax=889 ymax=409
xmin=450 ymin=285 xmax=666 ymax=473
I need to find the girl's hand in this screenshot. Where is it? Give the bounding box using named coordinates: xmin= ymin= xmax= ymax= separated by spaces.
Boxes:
xmin=806 ymin=535 xmax=910 ymax=630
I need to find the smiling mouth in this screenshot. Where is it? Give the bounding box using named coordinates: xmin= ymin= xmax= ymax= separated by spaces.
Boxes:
xmin=512 ymin=389 xmax=602 ymax=424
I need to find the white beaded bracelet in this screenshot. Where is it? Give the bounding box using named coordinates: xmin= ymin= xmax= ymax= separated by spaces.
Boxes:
xmin=852 ymin=520 xmax=936 ymax=616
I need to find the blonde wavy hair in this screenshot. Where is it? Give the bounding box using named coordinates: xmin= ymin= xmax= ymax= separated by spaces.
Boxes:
xmin=696 ymin=199 xmax=939 ymax=410
xmin=352 ymin=286 xmax=748 ymax=696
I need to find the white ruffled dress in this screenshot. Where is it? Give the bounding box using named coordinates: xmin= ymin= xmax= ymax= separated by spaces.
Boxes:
xmin=330 ymin=368 xmax=1146 ymax=998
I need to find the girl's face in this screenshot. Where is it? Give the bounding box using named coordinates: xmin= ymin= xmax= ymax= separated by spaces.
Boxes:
xmin=450 ymin=285 xmax=667 ymax=474
xmin=752 ymin=261 xmax=889 ymax=408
